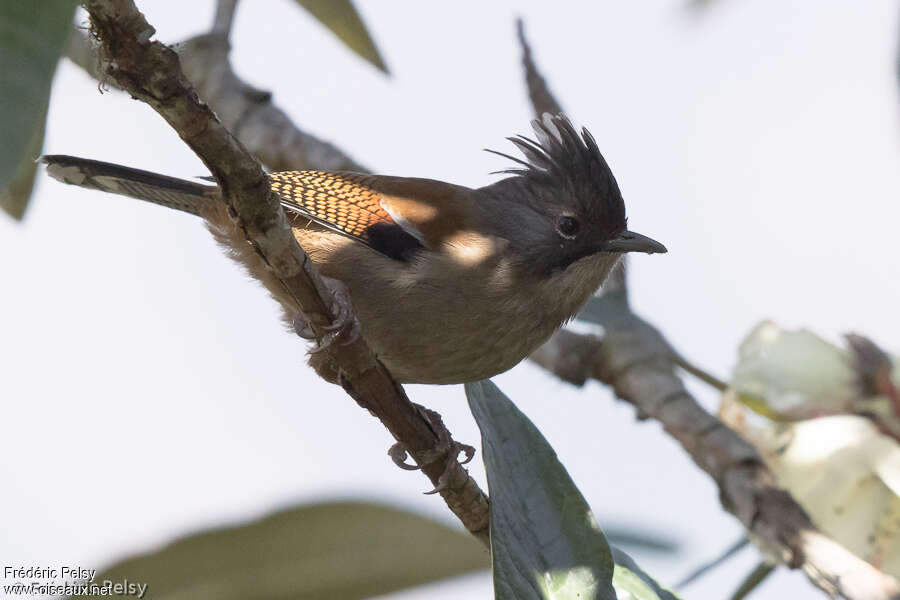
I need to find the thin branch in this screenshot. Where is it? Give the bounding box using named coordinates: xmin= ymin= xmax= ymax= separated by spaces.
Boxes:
xmin=674 ymin=354 xmax=728 ymax=391
xmin=531 ymin=322 xmax=900 ymax=599
xmin=516 ymin=18 xmax=562 ymax=117
xmin=177 ymin=32 xmax=367 ymax=174
xmin=211 ymin=0 xmax=239 ymax=40
xmin=520 ymin=18 xmax=900 ymax=600
xmin=65 ymin=28 xmax=365 ymax=173
xmin=676 ymin=535 xmax=749 ymax=589
xmin=730 ymin=562 xmax=776 ymax=600
xmin=80 ymin=0 xmax=489 ymax=543
xmin=517 ymin=18 xmax=628 ymax=296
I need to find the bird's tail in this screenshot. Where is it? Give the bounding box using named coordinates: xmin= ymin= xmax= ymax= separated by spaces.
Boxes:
xmin=39 ymin=155 xmax=220 ymax=218
xmin=40 ymin=154 xmax=303 ymax=322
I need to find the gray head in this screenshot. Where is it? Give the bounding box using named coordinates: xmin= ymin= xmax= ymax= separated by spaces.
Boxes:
xmin=481 ymin=113 xmax=665 ymax=276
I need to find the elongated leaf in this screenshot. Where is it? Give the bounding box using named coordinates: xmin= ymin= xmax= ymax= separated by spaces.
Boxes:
xmin=0 ymin=2 xmax=77 ymax=219
xmin=294 ymin=0 xmax=388 ymax=73
xmin=69 ymin=502 xmax=488 ymax=600
xmin=0 ymin=100 xmax=48 ymax=219
xmin=466 ymin=379 xmax=617 ymax=600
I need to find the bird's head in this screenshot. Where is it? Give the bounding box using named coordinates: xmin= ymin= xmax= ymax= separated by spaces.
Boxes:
xmin=481 ymin=113 xmax=665 ymax=278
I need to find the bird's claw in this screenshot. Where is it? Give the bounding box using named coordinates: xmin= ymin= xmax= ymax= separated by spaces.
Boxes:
xmin=293 ymin=277 xmax=361 ymax=352
xmin=320 ymin=281 xmax=355 ymax=333
xmin=292 ymin=316 xmax=316 ymax=340
xmin=387 ymin=405 xmax=476 ymax=495
xmin=424 ymin=437 xmax=476 ymax=495
xmin=388 ymin=443 xmax=422 ymax=471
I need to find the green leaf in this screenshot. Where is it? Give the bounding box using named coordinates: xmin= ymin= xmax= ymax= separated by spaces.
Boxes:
xmin=0 ymin=100 xmax=48 ymax=219
xmin=69 ymin=502 xmax=488 ymax=600
xmin=0 ymin=2 xmax=78 ymax=219
xmin=466 ymin=379 xmax=617 ymax=600
xmin=294 ymin=0 xmax=388 ymax=74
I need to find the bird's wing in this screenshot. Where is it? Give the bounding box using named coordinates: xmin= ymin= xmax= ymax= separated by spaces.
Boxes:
xmin=269 ymin=171 xmax=470 ymax=258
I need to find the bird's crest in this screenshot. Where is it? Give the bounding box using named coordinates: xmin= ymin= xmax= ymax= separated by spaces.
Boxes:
xmin=485 ymin=113 xmax=626 ymax=229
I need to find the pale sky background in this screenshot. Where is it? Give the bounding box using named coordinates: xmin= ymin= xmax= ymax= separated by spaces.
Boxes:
xmin=2 ymin=1 xmax=900 ymax=598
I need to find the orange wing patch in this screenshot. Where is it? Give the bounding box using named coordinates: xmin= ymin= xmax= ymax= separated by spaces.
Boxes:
xmin=269 ymin=171 xmax=393 ymax=242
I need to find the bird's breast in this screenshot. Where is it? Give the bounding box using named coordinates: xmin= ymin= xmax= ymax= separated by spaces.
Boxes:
xmin=293 ymin=228 xmax=615 ymax=384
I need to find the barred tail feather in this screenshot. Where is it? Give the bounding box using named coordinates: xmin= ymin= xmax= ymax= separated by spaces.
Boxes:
xmin=39 ymin=155 xmax=220 ymax=218
xmin=40 ymin=154 xmax=321 ymax=327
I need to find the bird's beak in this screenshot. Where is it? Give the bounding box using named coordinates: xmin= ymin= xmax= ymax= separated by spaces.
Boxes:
xmin=604 ymin=230 xmax=667 ymax=254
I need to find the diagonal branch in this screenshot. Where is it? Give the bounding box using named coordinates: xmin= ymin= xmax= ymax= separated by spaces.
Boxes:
xmin=176 ymin=31 xmax=368 ymax=174
xmin=517 ymin=18 xmax=628 ymax=298
xmin=211 ymin=0 xmax=239 ymax=39
xmin=520 ymin=20 xmax=900 ymax=600
xmin=80 ymin=0 xmax=488 ymax=543
xmin=532 ymin=320 xmax=900 ymax=599
xmin=516 ymin=18 xmax=562 ymax=117
xmin=66 ymin=26 xmax=365 ymax=174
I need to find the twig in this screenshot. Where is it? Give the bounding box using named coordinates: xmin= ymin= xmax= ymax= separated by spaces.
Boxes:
xmin=516 ymin=18 xmax=562 ymax=117
xmin=730 ymin=562 xmax=776 ymax=600
xmin=517 ymin=18 xmax=627 ymax=296
xmin=80 ymin=0 xmax=489 ymax=543
xmin=211 ymin=0 xmax=239 ymax=39
xmin=532 ymin=326 xmax=900 ymax=599
xmin=65 ymin=28 xmax=365 ymax=174
xmin=519 ymin=19 xmax=900 ymax=600
xmin=177 ymin=32 xmax=367 ymax=174
xmin=676 ymin=535 xmax=749 ymax=589
xmin=673 ymin=354 xmax=728 ymax=391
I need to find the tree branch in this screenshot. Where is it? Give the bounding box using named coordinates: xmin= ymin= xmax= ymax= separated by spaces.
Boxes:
xmin=517 ymin=18 xmax=628 ymax=297
xmin=66 ymin=24 xmax=366 ymax=174
xmin=532 ymin=323 xmax=900 ymax=599
xmin=211 ymin=0 xmax=238 ymax=39
xmin=673 ymin=353 xmax=728 ymax=391
xmin=177 ymin=32 xmax=367 ymax=174
xmin=519 ymin=19 xmax=900 ymax=600
xmin=80 ymin=0 xmax=488 ymax=543
xmin=516 ymin=19 xmax=562 ymax=117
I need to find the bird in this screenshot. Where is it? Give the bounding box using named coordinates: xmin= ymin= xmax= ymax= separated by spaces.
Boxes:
xmin=41 ymin=113 xmax=665 ymax=385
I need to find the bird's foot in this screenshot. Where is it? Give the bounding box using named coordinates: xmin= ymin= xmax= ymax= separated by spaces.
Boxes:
xmin=388 ymin=405 xmax=476 ymax=495
xmin=292 ymin=277 xmax=361 ymax=353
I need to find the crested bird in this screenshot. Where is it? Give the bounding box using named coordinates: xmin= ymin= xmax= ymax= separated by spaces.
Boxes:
xmin=41 ymin=114 xmax=665 ymax=384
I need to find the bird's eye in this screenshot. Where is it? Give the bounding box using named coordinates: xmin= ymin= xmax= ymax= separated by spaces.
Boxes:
xmin=556 ymin=215 xmax=580 ymax=239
